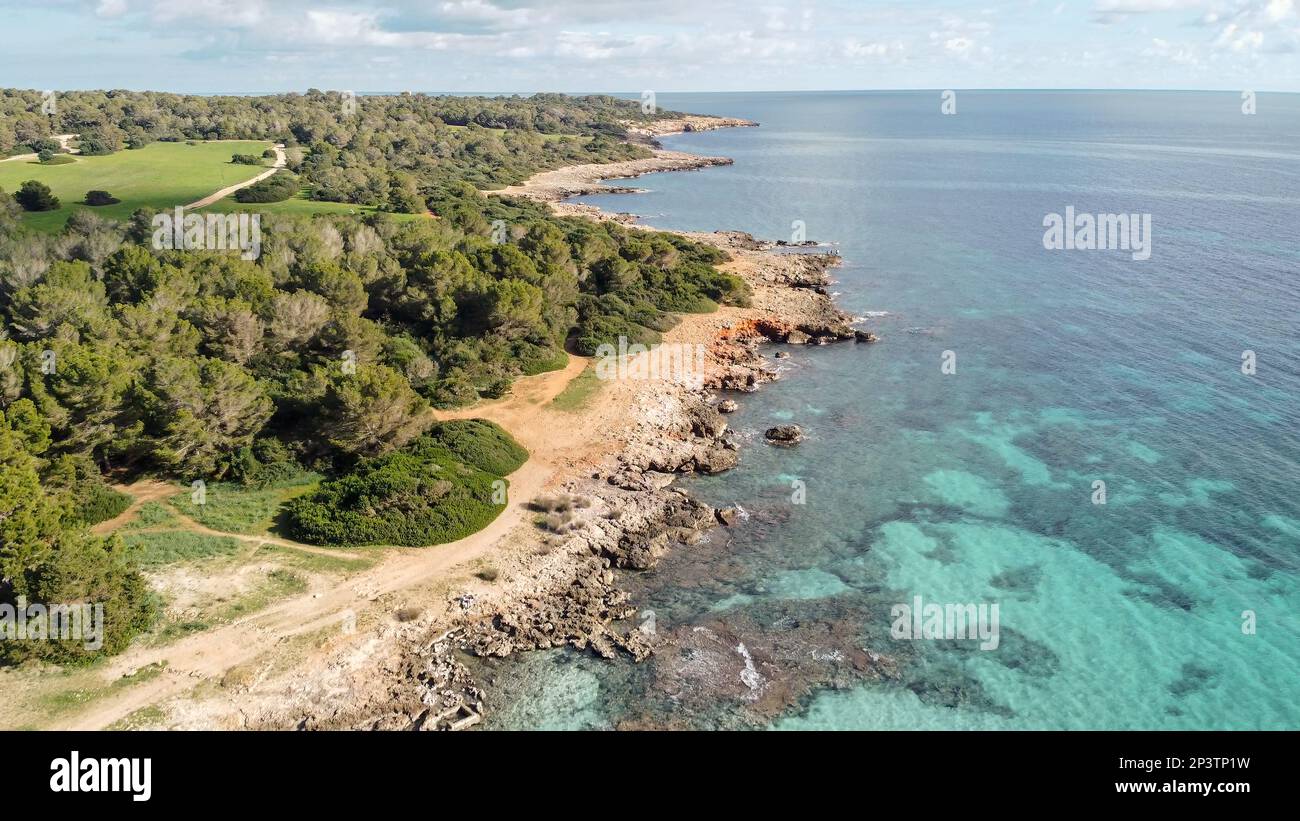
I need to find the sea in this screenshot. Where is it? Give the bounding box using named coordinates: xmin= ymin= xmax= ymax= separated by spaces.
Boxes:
xmin=480 ymin=90 xmax=1300 ymax=730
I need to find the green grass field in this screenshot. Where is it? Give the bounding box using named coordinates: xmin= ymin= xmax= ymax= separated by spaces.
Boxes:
xmin=0 ymin=140 xmax=273 ymax=232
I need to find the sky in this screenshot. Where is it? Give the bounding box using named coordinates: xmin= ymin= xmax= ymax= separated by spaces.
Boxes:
xmin=1 ymin=0 xmax=1297 ymax=93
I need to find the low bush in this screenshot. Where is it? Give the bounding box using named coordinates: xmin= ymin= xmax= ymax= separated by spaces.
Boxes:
xmin=234 ymin=170 xmax=298 ymax=203
xmin=68 ymin=481 xmax=131 ymax=526
xmin=529 ymin=492 xmax=591 ymax=514
xmin=84 ymin=190 xmax=120 ymax=206
xmin=284 ymin=434 xmax=518 ymax=547
xmin=423 ymin=419 xmax=528 ymax=476
xmin=539 ymin=511 xmax=578 ymax=533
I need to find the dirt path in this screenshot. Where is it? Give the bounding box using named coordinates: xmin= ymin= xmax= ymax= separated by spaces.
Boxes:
xmin=184 ymin=143 xmax=285 ymax=209
xmin=54 ymin=354 xmax=594 ymax=730
xmin=2 ymin=133 xmax=80 ymax=163
xmin=96 ymin=477 xmax=366 ymax=559
xmin=91 ymin=480 xmax=175 ymax=535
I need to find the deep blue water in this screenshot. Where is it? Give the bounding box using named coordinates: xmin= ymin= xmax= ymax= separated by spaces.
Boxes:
xmin=486 ymin=91 xmax=1300 ymax=730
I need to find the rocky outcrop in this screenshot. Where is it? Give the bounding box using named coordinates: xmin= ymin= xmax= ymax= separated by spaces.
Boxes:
xmin=457 ymin=388 xmax=731 ymax=665
xmin=489 ymin=150 xmax=734 ymax=202
xmin=764 ymin=424 xmax=804 ymax=446
xmin=622 ymin=116 xmax=759 ymax=141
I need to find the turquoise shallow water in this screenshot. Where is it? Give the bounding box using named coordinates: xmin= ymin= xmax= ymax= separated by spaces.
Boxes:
xmin=485 ymin=91 xmax=1300 ymax=730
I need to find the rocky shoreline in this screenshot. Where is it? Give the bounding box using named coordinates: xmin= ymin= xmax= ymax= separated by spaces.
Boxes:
xmin=489 ymin=149 xmax=734 ymax=203
xmin=286 ymin=234 xmax=875 ymax=730
xmin=621 ymin=115 xmax=759 ymax=141
xmin=242 ymin=128 xmax=880 ymax=732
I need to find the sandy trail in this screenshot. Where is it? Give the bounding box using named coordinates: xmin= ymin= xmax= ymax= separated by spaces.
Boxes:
xmin=184 ymin=143 xmax=285 ymax=209
xmin=1 ymin=133 xmax=79 ymax=163
xmin=93 ymin=480 xmax=359 ymax=559
xmin=53 ymin=353 xmax=595 ymax=730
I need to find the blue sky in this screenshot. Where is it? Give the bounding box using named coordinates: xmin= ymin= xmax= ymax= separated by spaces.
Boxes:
xmin=2 ymin=0 xmax=1297 ymax=92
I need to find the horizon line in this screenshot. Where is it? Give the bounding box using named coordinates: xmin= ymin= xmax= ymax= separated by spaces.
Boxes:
xmin=5 ymin=87 xmax=1296 ymax=96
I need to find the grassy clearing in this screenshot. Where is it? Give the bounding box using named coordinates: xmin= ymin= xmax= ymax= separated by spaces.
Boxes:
xmin=121 ymin=531 xmax=243 ymax=566
xmin=252 ymin=543 xmax=375 ymax=574
xmin=214 ymin=569 xmax=307 ymax=622
xmin=551 ymin=364 xmax=603 ymax=411
xmin=167 ymin=472 xmax=321 ymax=536
xmin=32 ymin=662 xmax=168 ymax=721
xmin=0 ymin=140 xmax=273 ymax=232
xmin=123 ymin=501 xmax=182 ymax=531
xmin=148 ymin=566 xmax=308 ymax=646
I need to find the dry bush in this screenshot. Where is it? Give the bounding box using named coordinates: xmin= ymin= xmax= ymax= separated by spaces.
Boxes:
xmin=537 ymin=510 xmax=579 ymax=533
xmin=530 ymin=492 xmax=593 ymax=513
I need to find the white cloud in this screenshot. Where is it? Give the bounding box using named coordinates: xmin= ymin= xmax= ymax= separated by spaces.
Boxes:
xmin=95 ymin=0 xmax=127 ymax=17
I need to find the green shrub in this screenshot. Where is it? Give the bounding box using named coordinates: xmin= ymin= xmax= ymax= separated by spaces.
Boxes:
xmin=284 ymin=436 xmax=514 ymax=547
xmin=84 ymin=190 xmax=120 ymax=206
xmin=15 ymin=180 xmax=59 ymax=211
xmin=424 ymin=419 xmax=528 ymax=476
xmin=234 ymin=170 xmax=298 ymax=203
xmin=76 ymin=130 xmax=120 ymax=156
xmin=517 ymin=343 xmax=568 ymax=376
xmin=68 ymin=482 xmax=131 ymax=526
xmin=0 ymin=534 xmax=157 ymax=666
xmin=230 ymin=153 xmax=261 ymax=165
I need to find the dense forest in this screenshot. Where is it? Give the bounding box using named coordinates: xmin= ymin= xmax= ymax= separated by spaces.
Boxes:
xmin=0 ymin=89 xmax=681 ymax=203
xmin=0 ymin=90 xmax=746 ymax=662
